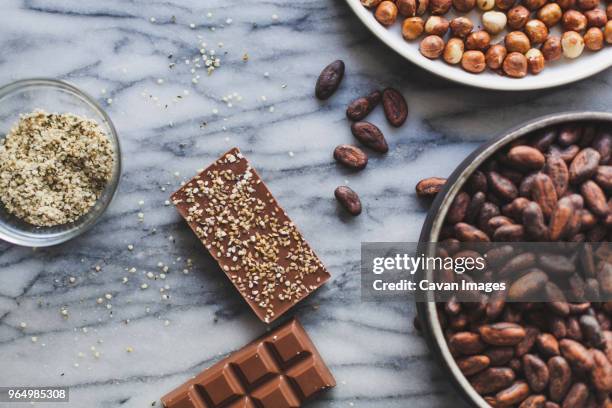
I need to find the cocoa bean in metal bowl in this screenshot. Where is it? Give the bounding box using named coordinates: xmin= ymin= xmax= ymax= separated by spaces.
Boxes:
xmin=416 ymin=112 xmax=612 ymax=408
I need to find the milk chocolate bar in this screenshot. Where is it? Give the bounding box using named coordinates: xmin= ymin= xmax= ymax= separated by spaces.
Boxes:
xmin=171 ymin=148 xmax=330 ymax=323
xmin=161 ymin=318 xmax=335 ymax=408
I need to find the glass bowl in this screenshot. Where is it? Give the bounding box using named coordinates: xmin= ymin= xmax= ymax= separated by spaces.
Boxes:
xmin=0 ymin=78 xmax=121 ymax=247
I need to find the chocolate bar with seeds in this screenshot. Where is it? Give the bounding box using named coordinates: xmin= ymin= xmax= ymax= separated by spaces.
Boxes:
xmin=171 ymin=148 xmax=331 ymax=323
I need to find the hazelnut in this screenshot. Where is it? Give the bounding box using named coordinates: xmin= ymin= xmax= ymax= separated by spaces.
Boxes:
xmin=419 ymin=35 xmax=445 ymax=58
xmin=563 ymin=10 xmax=588 ymax=32
xmin=542 ymin=36 xmax=562 ymax=60
xmin=585 ymin=9 xmax=608 ymax=28
xmin=425 ymin=16 xmax=450 ymax=36
xmin=538 ymin=3 xmax=563 ymax=27
xmin=505 ymin=31 xmax=531 ymax=53
xmin=607 ymin=4 xmax=612 ymax=20
xmin=361 ymin=0 xmax=383 ymax=8
xmin=525 ymin=48 xmax=545 ymax=74
xmin=584 ymin=27 xmax=604 ymax=49
xmin=557 ymin=0 xmax=576 ymax=9
xmin=429 ymin=0 xmax=452 ymax=14
xmin=466 ymin=30 xmax=491 ymax=50
xmin=507 ymin=6 xmax=531 ymax=29
xmin=525 ymin=19 xmax=549 ymax=44
xmin=577 ymin=0 xmax=599 ymax=11
xmin=522 ymin=0 xmax=547 ymax=10
xmin=561 ymin=30 xmax=585 ymax=58
xmin=495 ymin=0 xmax=516 ymax=10
xmin=486 ymin=44 xmax=508 ymax=69
xmin=375 ymin=1 xmax=399 ymax=26
xmin=450 ymin=17 xmax=474 ymax=37
xmin=443 ymin=38 xmax=465 ymax=64
xmin=503 ymin=52 xmax=528 ymax=78
xmin=453 ymin=0 xmax=476 ymax=12
xmin=397 ymin=0 xmax=417 ymax=16
xmin=477 ymin=0 xmax=495 ymax=10
xmin=402 ymin=17 xmax=425 ymax=40
xmin=482 ymin=11 xmax=508 ymax=34
xmin=461 ymin=50 xmax=486 ymax=73
xmin=417 ymin=0 xmax=430 ymax=15
xmin=605 ymin=21 xmax=612 ymax=44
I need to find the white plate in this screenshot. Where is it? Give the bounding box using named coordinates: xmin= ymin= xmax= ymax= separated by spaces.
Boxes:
xmin=345 ymin=0 xmax=612 ymax=90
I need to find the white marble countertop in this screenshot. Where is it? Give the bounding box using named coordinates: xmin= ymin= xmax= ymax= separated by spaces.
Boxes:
xmin=0 ymin=0 xmax=611 ymax=407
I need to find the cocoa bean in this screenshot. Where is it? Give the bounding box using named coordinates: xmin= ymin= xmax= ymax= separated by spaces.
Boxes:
xmin=416 ymin=177 xmax=446 ymax=197
xmin=346 ymin=90 xmax=381 ymax=121
xmin=569 ymin=148 xmax=601 ymax=184
xmin=508 ymin=146 xmax=546 ymax=169
xmin=350 ymin=121 xmax=389 ymax=153
xmin=315 ymin=60 xmax=344 ymax=100
xmin=457 ymin=354 xmax=491 ymax=376
xmin=495 ymin=381 xmax=530 ymax=407
xmin=523 ymin=354 xmax=549 ymax=392
xmin=546 ymin=154 xmax=570 ymax=196
xmin=532 ymin=173 xmax=558 ymax=218
xmin=470 ymin=367 xmax=516 ymax=395
xmin=334 ymin=186 xmax=362 ymax=216
xmin=382 ymin=88 xmax=408 ymax=127
xmin=559 ymin=339 xmax=594 ymax=372
xmin=581 ymin=180 xmax=609 ymax=217
xmin=548 ymin=356 xmax=572 ymax=402
xmin=333 ymin=144 xmax=368 ymax=170
xmin=479 ymin=322 xmax=527 ymax=346
xmin=447 ymin=192 xmax=471 ymax=224
xmin=561 ymin=382 xmax=589 ymax=408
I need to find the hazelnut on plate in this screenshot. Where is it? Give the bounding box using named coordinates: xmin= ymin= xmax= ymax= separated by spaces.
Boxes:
xmin=561 ymin=30 xmax=585 ymax=58
xmin=429 ymin=0 xmax=452 ymax=14
xmin=563 ymin=10 xmax=588 ymax=31
xmin=577 ymin=0 xmax=599 ymax=11
xmin=443 ymin=38 xmax=465 ymax=64
xmin=466 ymin=30 xmax=491 ymax=50
xmin=495 ymin=0 xmax=516 ymax=11
xmin=605 ymin=21 xmax=612 ymax=43
xmin=361 ymin=0 xmax=383 ymax=8
xmin=507 ymin=6 xmax=531 ymax=29
xmin=542 ymin=36 xmax=562 ymax=60
xmin=453 ymin=0 xmax=477 ymax=12
xmin=482 ymin=11 xmax=508 ymax=34
xmin=477 ymin=0 xmax=495 ymax=10
xmin=461 ymin=50 xmax=486 ymax=73
xmin=425 ymin=15 xmax=450 ymax=36
xmin=523 ymin=0 xmax=547 ymax=10
xmin=402 ymin=17 xmax=425 ymax=40
xmin=486 ymin=44 xmax=508 ymax=69
xmin=503 ymin=52 xmax=528 ymax=78
xmin=525 ymin=48 xmax=545 ymax=74
xmin=607 ymin=4 xmax=612 ymax=20
xmin=585 ymin=9 xmax=607 ymax=28
xmin=505 ymin=31 xmax=531 ymax=53
xmin=538 ymin=3 xmax=563 ymax=27
xmin=584 ymin=27 xmax=604 ymax=49
xmin=420 ymin=35 xmax=445 ymax=58
xmin=375 ymin=1 xmax=399 ymax=26
xmin=450 ymin=16 xmax=474 ymax=37
xmin=397 ymin=0 xmax=417 ymax=16
xmin=557 ymin=0 xmax=576 ymax=9
xmin=525 ymin=19 xmax=549 ymax=44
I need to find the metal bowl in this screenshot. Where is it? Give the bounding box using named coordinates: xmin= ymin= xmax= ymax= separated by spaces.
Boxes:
xmin=0 ymin=78 xmax=121 ymax=247
xmin=416 ymin=111 xmax=612 ymax=407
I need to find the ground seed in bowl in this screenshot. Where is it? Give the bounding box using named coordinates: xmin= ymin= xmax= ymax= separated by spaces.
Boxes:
xmin=0 ymin=110 xmax=114 ymax=227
